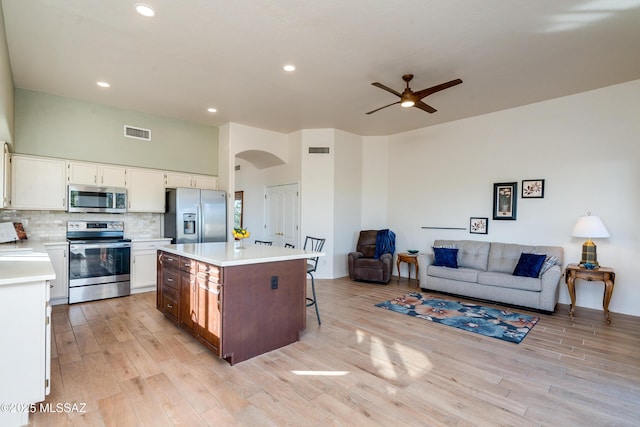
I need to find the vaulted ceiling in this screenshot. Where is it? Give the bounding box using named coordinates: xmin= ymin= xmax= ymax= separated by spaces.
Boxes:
xmin=2 ymin=0 xmax=640 ymax=136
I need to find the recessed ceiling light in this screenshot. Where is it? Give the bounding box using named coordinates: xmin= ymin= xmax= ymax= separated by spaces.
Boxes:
xmin=135 ymin=4 xmax=156 ymax=17
xmin=207 ymin=108 xmax=217 ymax=113
xmin=97 ymin=81 xmax=110 ymax=88
xmin=283 ymin=64 xmax=296 ymax=72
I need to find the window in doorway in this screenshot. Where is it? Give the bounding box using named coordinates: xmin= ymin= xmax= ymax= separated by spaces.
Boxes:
xmin=234 ymin=191 xmax=244 ymax=228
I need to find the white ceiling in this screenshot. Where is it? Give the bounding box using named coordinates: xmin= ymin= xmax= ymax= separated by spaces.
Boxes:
xmin=2 ymin=0 xmax=640 ymax=136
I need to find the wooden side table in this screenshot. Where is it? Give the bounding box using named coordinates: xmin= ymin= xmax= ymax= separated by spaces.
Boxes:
xmin=397 ymin=253 xmax=419 ymax=284
xmin=565 ymin=263 xmax=615 ymax=324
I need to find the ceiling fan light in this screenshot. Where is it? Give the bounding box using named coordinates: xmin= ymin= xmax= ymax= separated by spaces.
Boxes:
xmin=401 ymin=100 xmax=415 ymax=108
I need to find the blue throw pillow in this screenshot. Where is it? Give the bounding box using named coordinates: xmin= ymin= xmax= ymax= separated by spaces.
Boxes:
xmin=513 ymin=253 xmax=546 ymax=278
xmin=433 ymin=247 xmax=458 ymax=268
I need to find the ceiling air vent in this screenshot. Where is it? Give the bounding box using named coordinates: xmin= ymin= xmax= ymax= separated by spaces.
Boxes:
xmin=124 ymin=125 xmax=151 ymax=141
xmin=308 ymin=147 xmax=330 ymax=154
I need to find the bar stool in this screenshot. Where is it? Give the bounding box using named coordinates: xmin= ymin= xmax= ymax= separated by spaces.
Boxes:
xmin=304 ymin=236 xmax=325 ymax=325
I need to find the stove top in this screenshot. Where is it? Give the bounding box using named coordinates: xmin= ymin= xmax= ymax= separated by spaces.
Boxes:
xmin=66 ymin=220 xmax=126 ymax=241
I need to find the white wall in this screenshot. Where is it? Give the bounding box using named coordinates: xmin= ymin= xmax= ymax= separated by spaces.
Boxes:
xmin=222 ymin=123 xmax=300 ymax=243
xmin=300 ymin=129 xmax=335 ymax=278
xmin=383 ymin=79 xmax=640 ymax=316
xmin=361 ymin=136 xmax=389 ymax=229
xmin=333 ymin=130 xmax=363 ymax=278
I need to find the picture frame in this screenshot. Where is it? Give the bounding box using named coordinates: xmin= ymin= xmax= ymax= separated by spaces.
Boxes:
xmin=493 ymin=182 xmax=517 ymax=220
xmin=469 ymin=217 xmax=488 ymax=234
xmin=522 ymin=179 xmax=545 ymax=198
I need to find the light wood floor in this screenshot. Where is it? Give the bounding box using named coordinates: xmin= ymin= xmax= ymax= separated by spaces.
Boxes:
xmin=30 ymin=277 xmax=639 ymax=426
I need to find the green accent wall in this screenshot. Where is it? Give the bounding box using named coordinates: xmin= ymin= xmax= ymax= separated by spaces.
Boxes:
xmin=14 ymin=89 xmax=219 ymax=175
xmin=0 ymin=3 xmax=14 ymax=144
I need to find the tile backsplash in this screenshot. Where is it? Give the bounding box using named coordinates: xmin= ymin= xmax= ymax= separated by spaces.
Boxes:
xmin=0 ymin=210 xmax=163 ymax=241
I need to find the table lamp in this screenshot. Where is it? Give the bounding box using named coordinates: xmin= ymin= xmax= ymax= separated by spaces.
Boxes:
xmin=571 ymin=212 xmax=609 ymax=269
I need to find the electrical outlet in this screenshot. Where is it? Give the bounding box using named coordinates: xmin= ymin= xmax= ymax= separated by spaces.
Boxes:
xmin=271 ymin=276 xmax=278 ymax=290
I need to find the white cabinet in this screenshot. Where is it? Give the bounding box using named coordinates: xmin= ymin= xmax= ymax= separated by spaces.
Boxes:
xmin=165 ymin=171 xmax=218 ymax=190
xmin=131 ymin=239 xmax=171 ymax=293
xmin=0 ymin=278 xmax=51 ymax=427
xmin=165 ymin=171 xmax=194 ymax=188
xmin=10 ymin=154 xmax=67 ymax=210
xmin=193 ymin=174 xmax=218 ymax=190
xmin=68 ymin=161 xmax=127 ymax=187
xmin=126 ymin=167 xmax=165 ymax=213
xmin=100 ymin=164 xmax=127 ymax=187
xmin=45 ymin=243 xmax=69 ymax=305
xmin=0 ymin=142 xmax=9 ymax=208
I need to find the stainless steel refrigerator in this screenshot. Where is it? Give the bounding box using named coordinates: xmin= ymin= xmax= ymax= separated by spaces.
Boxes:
xmin=164 ymin=188 xmax=227 ymax=244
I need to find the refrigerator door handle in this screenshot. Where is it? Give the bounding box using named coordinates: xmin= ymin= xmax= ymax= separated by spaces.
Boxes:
xmin=196 ymin=202 xmax=203 ymax=243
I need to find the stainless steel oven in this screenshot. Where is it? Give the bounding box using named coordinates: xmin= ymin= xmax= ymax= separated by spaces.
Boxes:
xmin=67 ymin=220 xmax=131 ymax=304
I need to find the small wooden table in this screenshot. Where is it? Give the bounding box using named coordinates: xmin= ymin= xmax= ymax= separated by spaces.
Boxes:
xmin=397 ymin=253 xmax=419 ymax=284
xmin=565 ymin=263 xmax=615 ymax=324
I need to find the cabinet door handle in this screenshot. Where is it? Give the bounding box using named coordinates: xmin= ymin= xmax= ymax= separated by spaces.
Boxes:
xmin=167 ymin=277 xmax=173 ymax=282
xmin=167 ymin=304 xmax=173 ymax=309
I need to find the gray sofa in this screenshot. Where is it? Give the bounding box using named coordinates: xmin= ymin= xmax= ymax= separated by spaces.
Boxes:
xmin=417 ymin=240 xmax=564 ymax=312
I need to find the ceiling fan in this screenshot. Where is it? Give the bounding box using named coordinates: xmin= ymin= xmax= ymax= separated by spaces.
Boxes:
xmin=367 ymin=74 xmax=462 ymax=115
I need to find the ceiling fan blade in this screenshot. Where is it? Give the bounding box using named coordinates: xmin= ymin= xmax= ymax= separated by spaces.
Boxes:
xmin=371 ymin=82 xmax=402 ymax=97
xmin=366 ymin=101 xmax=400 ymax=115
xmin=413 ymin=79 xmax=463 ymax=100
xmin=413 ymin=101 xmax=437 ymax=114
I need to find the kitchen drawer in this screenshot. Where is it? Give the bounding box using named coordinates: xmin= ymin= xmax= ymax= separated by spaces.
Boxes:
xmin=162 ymin=268 xmax=180 ymax=291
xmin=198 ymin=262 xmax=222 ymax=284
xmin=179 ymin=257 xmax=197 ymax=274
xmin=161 ymin=286 xmax=179 ymax=322
xmin=160 ymin=251 xmax=181 ymax=270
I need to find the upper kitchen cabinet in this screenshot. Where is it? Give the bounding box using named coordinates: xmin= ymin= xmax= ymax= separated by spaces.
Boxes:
xmin=165 ymin=171 xmax=193 ymax=189
xmin=10 ymin=154 xmax=67 ymax=210
xmin=68 ymin=161 xmax=127 ymax=188
xmin=0 ymin=142 xmax=9 ymax=208
xmin=127 ymin=167 xmax=165 ymax=213
xmin=193 ymin=174 xmax=218 ymax=190
xmin=165 ymin=171 xmax=218 ymax=190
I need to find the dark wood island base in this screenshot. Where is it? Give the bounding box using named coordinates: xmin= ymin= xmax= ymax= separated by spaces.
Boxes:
xmin=157 ymin=249 xmax=307 ymax=365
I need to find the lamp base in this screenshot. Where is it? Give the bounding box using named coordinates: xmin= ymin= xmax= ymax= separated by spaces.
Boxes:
xmin=579 ymin=240 xmax=599 ymax=269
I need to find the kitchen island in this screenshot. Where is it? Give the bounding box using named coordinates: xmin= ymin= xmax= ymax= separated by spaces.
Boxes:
xmin=157 ymin=242 xmax=323 ymax=365
xmin=0 ymin=247 xmax=54 ymax=427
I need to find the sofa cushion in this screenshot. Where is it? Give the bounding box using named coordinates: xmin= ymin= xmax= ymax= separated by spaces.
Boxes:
xmin=487 ymin=243 xmax=534 ymax=273
xmin=433 ymin=247 xmax=458 ymax=268
xmin=538 ymin=255 xmax=558 ymax=276
xmin=428 ymin=265 xmax=478 ymax=283
xmin=433 ymin=240 xmax=490 ymax=271
xmin=477 ymin=271 xmax=542 ymax=292
xmin=513 ymin=253 xmax=546 ymax=278
xmin=488 ymin=242 xmax=564 ymax=273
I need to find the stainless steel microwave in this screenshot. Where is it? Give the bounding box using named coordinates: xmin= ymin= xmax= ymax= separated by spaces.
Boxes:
xmin=68 ymin=185 xmax=127 ymax=213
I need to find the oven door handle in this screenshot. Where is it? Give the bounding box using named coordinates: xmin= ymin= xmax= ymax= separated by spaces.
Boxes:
xmin=70 ymin=242 xmax=132 ymax=250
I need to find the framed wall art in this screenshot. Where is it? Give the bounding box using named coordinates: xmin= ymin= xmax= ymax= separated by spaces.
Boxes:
xmin=493 ymin=182 xmax=517 ymax=220
xmin=522 ymin=179 xmax=545 ymax=198
xmin=469 ymin=217 xmax=488 ymax=234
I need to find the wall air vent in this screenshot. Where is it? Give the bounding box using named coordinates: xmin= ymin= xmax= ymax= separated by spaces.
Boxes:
xmin=124 ymin=125 xmax=151 ymax=141
xmin=308 ymin=147 xmax=330 ymax=154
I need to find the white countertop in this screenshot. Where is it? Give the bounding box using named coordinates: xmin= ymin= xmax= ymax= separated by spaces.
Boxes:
xmin=161 ymin=242 xmax=324 ymax=267
xmin=0 ymin=248 xmax=56 ymax=286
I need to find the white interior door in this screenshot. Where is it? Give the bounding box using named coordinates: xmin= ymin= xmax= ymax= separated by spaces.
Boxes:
xmin=265 ymin=183 xmax=299 ymax=247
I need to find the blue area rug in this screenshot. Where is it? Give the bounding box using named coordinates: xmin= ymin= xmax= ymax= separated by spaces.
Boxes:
xmin=375 ymin=292 xmax=539 ymax=344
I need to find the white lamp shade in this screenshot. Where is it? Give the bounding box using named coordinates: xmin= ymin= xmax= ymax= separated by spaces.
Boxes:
xmin=571 ymin=214 xmax=610 ymax=238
